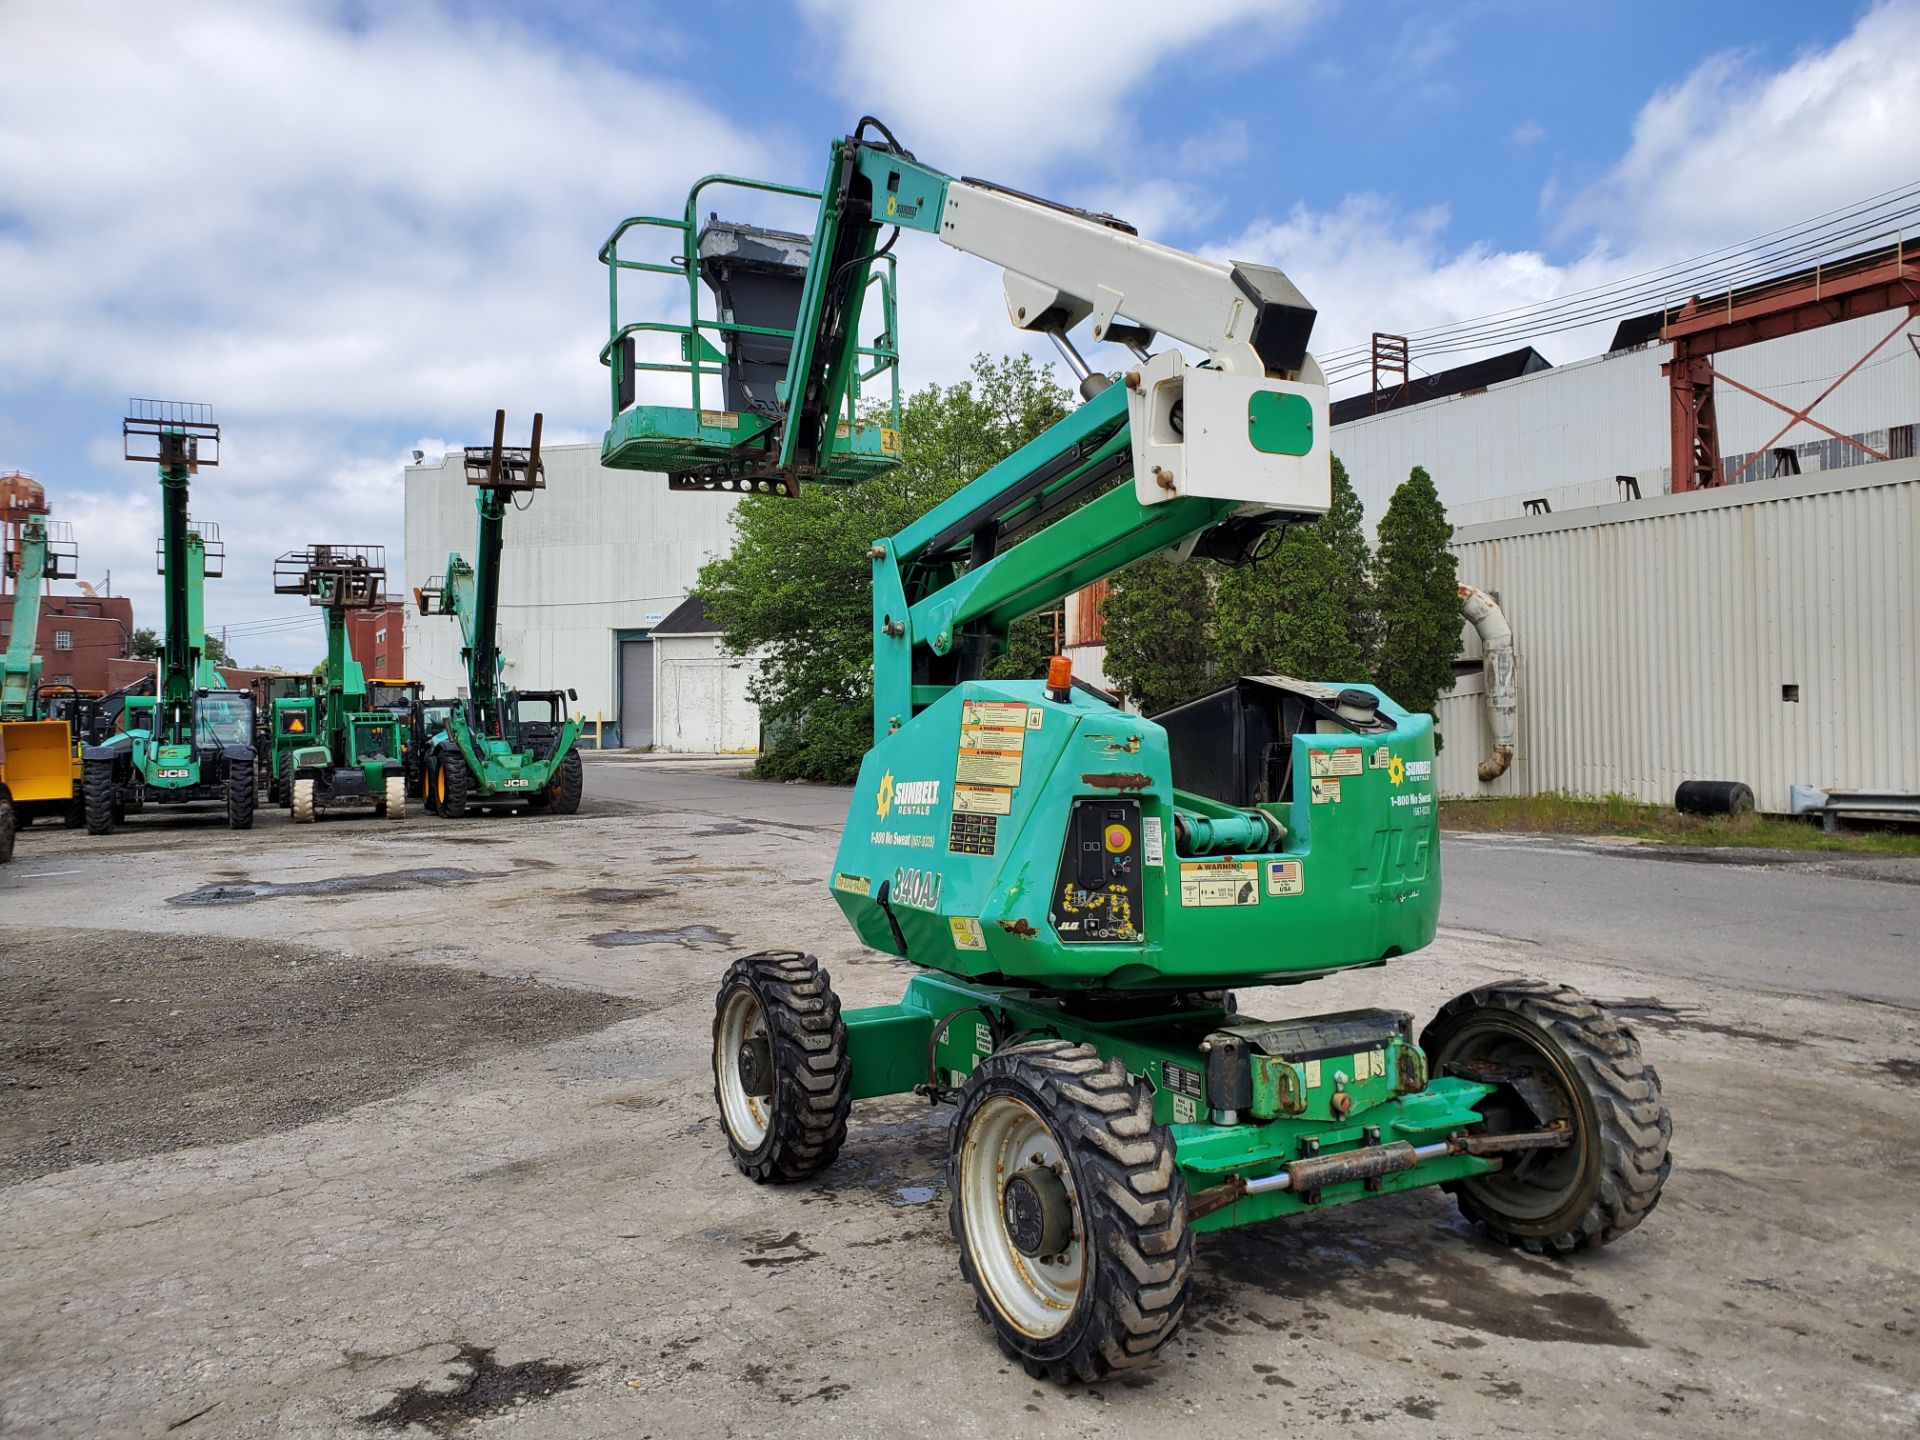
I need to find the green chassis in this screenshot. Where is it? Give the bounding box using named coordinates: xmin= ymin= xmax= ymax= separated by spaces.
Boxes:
xmin=845 ymin=972 xmax=1497 ymax=1232
xmin=270 ymin=697 xmax=404 ymax=813
xmin=431 ymin=704 xmax=580 ymax=804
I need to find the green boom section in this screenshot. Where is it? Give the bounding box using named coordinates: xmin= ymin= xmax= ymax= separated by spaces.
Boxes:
xmin=0 ymin=515 xmax=53 ymax=720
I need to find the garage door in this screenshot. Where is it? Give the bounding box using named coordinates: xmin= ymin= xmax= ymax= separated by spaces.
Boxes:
xmin=619 ymin=637 xmax=654 ymax=748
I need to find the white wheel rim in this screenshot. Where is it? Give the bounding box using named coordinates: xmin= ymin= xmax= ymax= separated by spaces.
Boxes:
xmin=960 ymin=1094 xmax=1085 ymax=1339
xmin=715 ymin=987 xmax=771 ymax=1149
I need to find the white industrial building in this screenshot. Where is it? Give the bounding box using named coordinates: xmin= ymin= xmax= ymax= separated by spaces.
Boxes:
xmin=1064 ymin=307 xmax=1919 ymax=811
xmin=403 ymin=444 xmax=757 ymax=751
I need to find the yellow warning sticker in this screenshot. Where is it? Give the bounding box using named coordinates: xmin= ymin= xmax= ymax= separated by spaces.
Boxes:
xmin=1266 ymin=860 xmax=1304 ymax=896
xmin=1305 ymin=1058 xmax=1323 ymax=1089
xmin=953 ymin=783 xmax=1013 ymax=816
xmin=1353 ymin=1049 xmax=1387 ymax=1081
xmin=949 ymin=916 xmax=988 ymax=952
xmin=881 ymin=427 xmax=903 ymax=455
xmin=1310 ymin=747 xmax=1364 ymax=778
xmin=1179 ymin=859 xmax=1260 ymax=907
xmin=698 ymin=409 xmax=740 ymax=430
xmin=958 ymin=700 xmax=1030 ymax=787
xmin=832 ymin=872 xmax=870 ymax=896
xmin=1311 ymin=777 xmax=1343 ymax=804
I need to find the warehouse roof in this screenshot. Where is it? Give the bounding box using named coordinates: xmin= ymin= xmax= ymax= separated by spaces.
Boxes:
xmin=650 ymin=594 xmax=717 ymax=636
xmin=1329 ymin=346 xmax=1553 ymax=426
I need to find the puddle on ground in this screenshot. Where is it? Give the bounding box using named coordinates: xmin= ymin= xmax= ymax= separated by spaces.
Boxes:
xmin=168 ymin=867 xmax=503 ymax=906
xmin=1199 ymin=1223 xmax=1646 ymax=1348
xmin=590 ymin=924 xmax=735 ymax=949
xmin=891 ymin=1184 xmax=939 ymax=1207
xmin=740 ymin=1230 xmax=820 ymax=1268
xmin=359 ymin=1344 xmax=581 ymax=1434
xmin=1606 ymin=996 xmax=1807 ymax=1050
xmin=574 ymin=887 xmax=666 ymax=904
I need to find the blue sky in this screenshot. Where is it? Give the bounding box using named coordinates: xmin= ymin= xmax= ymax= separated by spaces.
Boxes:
xmin=0 ymin=0 xmax=1912 ymax=668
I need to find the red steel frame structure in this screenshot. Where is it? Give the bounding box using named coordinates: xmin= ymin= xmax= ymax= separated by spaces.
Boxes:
xmin=1661 ymin=241 xmax=1920 ymax=492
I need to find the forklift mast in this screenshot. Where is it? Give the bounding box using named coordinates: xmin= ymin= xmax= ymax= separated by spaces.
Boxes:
xmin=415 ymin=411 xmax=544 ymax=730
xmin=273 ymin=544 xmax=385 ymax=757
xmin=124 ymin=400 xmax=226 ymax=737
xmin=1 ymin=513 xmax=79 ymax=721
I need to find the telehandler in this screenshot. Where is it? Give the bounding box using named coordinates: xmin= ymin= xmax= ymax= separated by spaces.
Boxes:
xmin=82 ymin=403 xmax=255 ymax=834
xmin=266 ymin=544 xmax=407 ymax=822
xmin=414 ymin=412 xmax=583 ymax=817
xmin=599 ymin=122 xmax=1671 ymax=1381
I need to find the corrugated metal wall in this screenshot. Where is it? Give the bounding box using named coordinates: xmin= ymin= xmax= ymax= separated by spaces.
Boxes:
xmin=403 ymin=445 xmax=739 ymax=734
xmin=1436 ymin=458 xmax=1920 ymax=810
xmin=1334 ymin=312 xmax=1920 ymax=530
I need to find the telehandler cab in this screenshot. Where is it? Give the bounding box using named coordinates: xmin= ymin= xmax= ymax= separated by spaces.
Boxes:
xmin=599 ymin=122 xmax=1671 ymax=1381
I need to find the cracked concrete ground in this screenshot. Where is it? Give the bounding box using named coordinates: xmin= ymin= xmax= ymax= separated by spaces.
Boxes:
xmin=1 ymin=764 xmax=1917 ymax=1438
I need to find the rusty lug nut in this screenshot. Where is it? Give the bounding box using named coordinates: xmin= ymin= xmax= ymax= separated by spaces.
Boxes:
xmin=883 ymin=619 xmax=904 ymax=638
xmin=869 ymin=545 xmax=886 ymax=560
xmin=1125 ymin=369 xmax=1143 ymax=391
xmin=1152 ymin=465 xmax=1176 ymax=491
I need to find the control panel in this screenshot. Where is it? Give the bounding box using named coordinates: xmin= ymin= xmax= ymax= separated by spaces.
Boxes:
xmin=1050 ymin=798 xmax=1145 ymax=943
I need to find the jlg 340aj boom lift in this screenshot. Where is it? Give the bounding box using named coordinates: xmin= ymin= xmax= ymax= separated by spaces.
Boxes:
xmin=599 ymin=123 xmax=1670 ymax=1381
xmin=0 ymin=512 xmax=84 ymax=861
xmin=266 ymin=544 xmax=407 ymax=822
xmin=414 ymin=412 xmax=583 ymax=818
xmin=83 ymin=403 xmax=256 ymax=835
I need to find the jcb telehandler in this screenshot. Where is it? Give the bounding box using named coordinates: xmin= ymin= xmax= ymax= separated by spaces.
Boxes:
xmin=265 ymin=544 xmax=407 ymax=822
xmin=82 ymin=403 xmax=255 ymax=834
xmin=599 ymin=122 xmax=1670 ymax=1381
xmin=414 ymin=412 xmax=583 ymax=817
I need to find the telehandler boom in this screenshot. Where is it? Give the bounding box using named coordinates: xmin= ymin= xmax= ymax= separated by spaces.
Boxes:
xmin=0 ymin=512 xmax=83 ymax=859
xmin=414 ymin=412 xmax=583 ymax=817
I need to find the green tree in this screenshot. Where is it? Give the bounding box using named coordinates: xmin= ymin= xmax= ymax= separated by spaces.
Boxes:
xmin=1322 ymin=457 xmax=1376 ymax=669
xmin=131 ymin=626 xmax=158 ymax=659
xmin=700 ymin=354 xmax=1071 ymax=782
xmin=203 ymin=633 xmax=231 ymax=667
xmin=1214 ymin=525 xmax=1365 ymax=681
xmin=1372 ymin=465 xmax=1460 ymax=728
xmin=1098 ymin=557 xmax=1217 ymax=714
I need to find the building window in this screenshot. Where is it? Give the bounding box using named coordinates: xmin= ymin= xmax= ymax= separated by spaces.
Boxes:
xmin=375 ymin=627 xmax=387 ymax=643
xmin=47 ymin=674 xmax=72 ymax=687
xmin=53 ymin=629 xmax=74 ymax=651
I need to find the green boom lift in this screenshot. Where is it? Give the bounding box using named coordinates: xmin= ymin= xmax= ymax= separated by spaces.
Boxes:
xmin=83 ymin=402 xmax=256 ymax=835
xmin=1 ymin=512 xmax=84 ymax=860
xmin=266 ymin=544 xmax=408 ymax=823
xmin=600 ymin=123 xmax=1671 ymax=1381
xmin=414 ymin=411 xmax=584 ymax=818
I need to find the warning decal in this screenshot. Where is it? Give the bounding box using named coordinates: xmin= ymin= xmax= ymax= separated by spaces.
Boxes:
xmin=1142 ymin=815 xmax=1165 ymax=867
xmin=957 ymin=700 xmax=1029 ymax=787
xmin=953 ymin=783 xmax=1012 ymax=816
xmin=832 ymin=872 xmax=870 ymax=896
xmin=1179 ymin=859 xmax=1260 ymax=908
xmin=949 ymin=916 xmax=988 ymax=951
xmin=1310 ymin=777 xmax=1342 ymax=805
xmin=1310 ymin=747 xmax=1364 ymax=778
xmin=948 ymin=811 xmax=999 ymax=855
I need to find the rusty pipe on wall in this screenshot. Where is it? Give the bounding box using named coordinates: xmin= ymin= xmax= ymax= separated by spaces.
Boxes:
xmin=1459 ymin=583 xmax=1516 ymax=783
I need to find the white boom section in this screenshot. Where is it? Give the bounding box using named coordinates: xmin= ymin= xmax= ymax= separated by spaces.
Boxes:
xmin=936 ymin=180 xmax=1331 ymax=516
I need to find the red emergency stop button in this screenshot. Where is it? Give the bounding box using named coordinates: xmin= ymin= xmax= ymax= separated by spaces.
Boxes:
xmin=1104 ymin=823 xmax=1131 ymax=853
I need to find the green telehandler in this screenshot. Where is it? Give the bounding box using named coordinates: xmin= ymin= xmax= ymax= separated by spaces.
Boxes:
xmin=414 ymin=411 xmax=583 ymax=818
xmin=265 ymin=544 xmax=407 ymax=822
xmin=599 ymin=123 xmax=1671 ymax=1381
xmin=82 ymin=402 xmax=256 ymax=834
xmin=1 ymin=512 xmax=85 ymax=860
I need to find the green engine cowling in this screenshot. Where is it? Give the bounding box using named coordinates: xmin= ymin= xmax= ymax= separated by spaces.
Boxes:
xmin=828 ymin=680 xmax=1439 ymax=991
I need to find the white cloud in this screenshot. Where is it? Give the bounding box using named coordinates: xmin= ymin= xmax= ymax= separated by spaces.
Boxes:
xmin=1564 ymin=2 xmax=1920 ymax=252
xmin=793 ymin=0 xmax=1317 ymax=177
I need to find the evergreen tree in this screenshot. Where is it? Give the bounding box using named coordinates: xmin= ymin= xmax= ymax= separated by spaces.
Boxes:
xmin=1372 ymin=465 xmax=1460 ymax=726
xmin=1214 ymin=525 xmax=1365 ymax=681
xmin=1321 ymin=457 xmax=1376 ymax=669
xmin=1099 ymin=557 xmax=1217 ymax=714
xmin=698 ymin=354 xmax=1070 ymax=783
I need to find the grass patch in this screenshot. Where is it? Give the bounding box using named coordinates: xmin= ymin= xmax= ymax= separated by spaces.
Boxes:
xmin=1439 ymin=792 xmax=1920 ymax=855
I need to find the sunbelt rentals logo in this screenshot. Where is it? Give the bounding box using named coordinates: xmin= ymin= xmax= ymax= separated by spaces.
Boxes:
xmin=1387 ymin=754 xmax=1433 ymax=786
xmin=876 ymin=771 xmax=940 ymax=818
